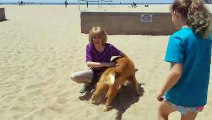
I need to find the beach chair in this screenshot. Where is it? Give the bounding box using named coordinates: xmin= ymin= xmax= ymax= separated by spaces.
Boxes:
xmin=78 ymin=0 xmax=100 ymax=9
xmin=100 ymin=0 xmax=113 ymax=8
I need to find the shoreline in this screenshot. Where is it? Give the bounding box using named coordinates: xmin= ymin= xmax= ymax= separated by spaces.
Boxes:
xmin=0 ymin=5 xmax=212 ymax=120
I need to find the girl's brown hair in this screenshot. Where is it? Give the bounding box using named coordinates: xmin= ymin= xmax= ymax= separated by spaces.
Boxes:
xmin=171 ymin=0 xmax=211 ymax=38
xmin=88 ymin=26 xmax=107 ymax=45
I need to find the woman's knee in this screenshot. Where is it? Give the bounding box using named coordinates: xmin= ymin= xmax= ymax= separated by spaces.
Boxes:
xmin=70 ymin=73 xmax=78 ymax=82
xmin=70 ymin=75 xmax=82 ymax=83
xmin=70 ymin=73 xmax=90 ymax=84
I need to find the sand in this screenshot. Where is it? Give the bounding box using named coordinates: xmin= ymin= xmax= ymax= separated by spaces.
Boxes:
xmin=0 ymin=4 xmax=212 ymax=120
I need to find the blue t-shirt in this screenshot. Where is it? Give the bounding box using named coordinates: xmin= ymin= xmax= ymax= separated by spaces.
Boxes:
xmin=165 ymin=27 xmax=211 ymax=107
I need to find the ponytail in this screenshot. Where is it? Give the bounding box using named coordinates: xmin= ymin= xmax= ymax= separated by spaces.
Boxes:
xmin=187 ymin=0 xmax=211 ymax=38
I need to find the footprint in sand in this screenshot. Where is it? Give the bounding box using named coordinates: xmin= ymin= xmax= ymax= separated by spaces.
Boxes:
xmin=25 ymin=82 xmax=48 ymax=90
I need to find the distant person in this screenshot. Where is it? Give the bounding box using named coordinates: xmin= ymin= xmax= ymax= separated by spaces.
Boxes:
xmin=65 ymin=0 xmax=68 ymax=8
xmin=131 ymin=2 xmax=137 ymax=8
xmin=70 ymin=26 xmax=126 ymax=93
xmin=86 ymin=1 xmax=88 ymax=8
xmin=156 ymin=0 xmax=211 ymax=120
xmin=20 ymin=1 xmax=23 ymax=6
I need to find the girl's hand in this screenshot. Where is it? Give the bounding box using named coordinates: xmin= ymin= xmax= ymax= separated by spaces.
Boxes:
xmin=156 ymin=91 xmax=164 ymax=102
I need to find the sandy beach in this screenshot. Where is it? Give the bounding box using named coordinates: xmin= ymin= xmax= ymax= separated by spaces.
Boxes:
xmin=0 ymin=4 xmax=212 ymax=120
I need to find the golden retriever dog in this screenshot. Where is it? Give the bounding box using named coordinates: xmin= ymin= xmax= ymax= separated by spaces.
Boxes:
xmin=91 ymin=56 xmax=140 ymax=111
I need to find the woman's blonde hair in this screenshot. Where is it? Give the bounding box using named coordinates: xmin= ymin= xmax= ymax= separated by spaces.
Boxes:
xmin=88 ymin=26 xmax=107 ymax=45
xmin=171 ymin=0 xmax=211 ymax=38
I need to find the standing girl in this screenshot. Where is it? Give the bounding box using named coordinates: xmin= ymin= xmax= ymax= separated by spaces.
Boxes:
xmin=157 ymin=0 xmax=211 ymax=120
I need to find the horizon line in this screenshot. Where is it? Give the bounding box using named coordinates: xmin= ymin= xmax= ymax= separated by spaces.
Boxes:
xmin=0 ymin=2 xmax=172 ymax=4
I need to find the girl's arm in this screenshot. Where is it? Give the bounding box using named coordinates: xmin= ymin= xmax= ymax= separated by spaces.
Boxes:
xmin=156 ymin=63 xmax=182 ymax=101
xmin=86 ymin=61 xmax=115 ymax=68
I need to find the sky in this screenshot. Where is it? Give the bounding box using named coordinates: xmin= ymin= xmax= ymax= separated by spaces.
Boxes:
xmin=1 ymin=0 xmax=174 ymax=3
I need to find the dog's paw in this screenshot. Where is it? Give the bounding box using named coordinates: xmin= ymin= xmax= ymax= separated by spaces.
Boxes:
xmin=104 ymin=106 xmax=112 ymax=111
xmin=136 ymin=91 xmax=142 ymax=96
xmin=91 ymin=100 xmax=96 ymax=104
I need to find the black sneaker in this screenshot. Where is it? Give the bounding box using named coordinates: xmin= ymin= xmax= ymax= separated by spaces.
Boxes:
xmin=79 ymin=84 xmax=94 ymax=93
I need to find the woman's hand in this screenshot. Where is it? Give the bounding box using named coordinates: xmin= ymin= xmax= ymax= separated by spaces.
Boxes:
xmin=86 ymin=61 xmax=116 ymax=68
xmin=105 ymin=62 xmax=116 ymax=67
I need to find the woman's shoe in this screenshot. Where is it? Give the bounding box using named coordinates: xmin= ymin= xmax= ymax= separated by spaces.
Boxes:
xmin=79 ymin=84 xmax=94 ymax=93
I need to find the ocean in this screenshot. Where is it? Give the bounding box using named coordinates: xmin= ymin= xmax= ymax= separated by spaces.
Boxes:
xmin=0 ymin=2 xmax=171 ymax=5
